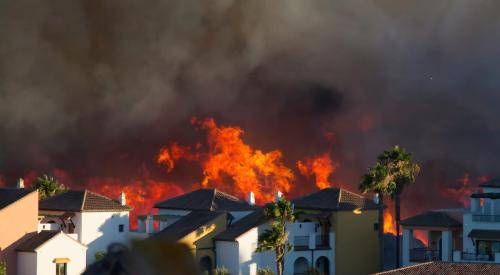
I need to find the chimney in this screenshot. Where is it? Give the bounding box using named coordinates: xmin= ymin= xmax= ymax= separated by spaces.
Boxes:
xmin=247 ymin=192 xmax=255 ymax=206
xmin=275 ymin=191 xmax=282 ymax=202
xmin=373 ymin=193 xmax=380 ymax=205
xmin=119 ymin=191 xmax=126 ymax=206
xmin=17 ymin=178 xmax=24 ymax=189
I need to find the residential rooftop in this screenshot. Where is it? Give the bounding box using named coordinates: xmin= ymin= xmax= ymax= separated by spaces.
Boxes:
xmin=154 ymin=188 xmax=254 ymax=212
xmin=375 ymin=261 xmax=500 ymax=275
xmin=39 ymin=189 xmax=131 ymax=212
xmin=214 ymin=208 xmax=266 ymax=241
xmin=400 ymin=209 xmax=463 ymax=228
xmin=152 ymin=211 xmax=225 ymax=241
xmin=480 ymin=178 xmax=500 ymax=188
xmin=292 ymin=187 xmax=379 ymax=211
xmin=0 ymin=188 xmax=35 ymax=210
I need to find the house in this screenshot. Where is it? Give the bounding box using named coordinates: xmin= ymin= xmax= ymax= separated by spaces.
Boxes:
xmin=134 ymin=187 xmax=379 ymax=275
xmin=214 ymin=187 xmax=380 ymax=275
xmin=0 ymin=187 xmax=38 ymax=275
xmin=132 ymin=188 xmax=256 ymax=274
xmin=16 ymin=230 xmax=87 ymax=275
xmin=38 ymin=189 xmax=131 ymax=264
xmin=401 ymin=177 xmax=500 ymax=266
xmin=374 ymin=261 xmax=500 ymax=275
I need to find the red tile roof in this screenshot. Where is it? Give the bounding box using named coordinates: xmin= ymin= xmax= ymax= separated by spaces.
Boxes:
xmin=376 ymin=262 xmax=500 ymax=275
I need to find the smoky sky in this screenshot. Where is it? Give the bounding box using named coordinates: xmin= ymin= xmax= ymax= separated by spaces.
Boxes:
xmin=1 ymin=0 xmax=500 ymax=212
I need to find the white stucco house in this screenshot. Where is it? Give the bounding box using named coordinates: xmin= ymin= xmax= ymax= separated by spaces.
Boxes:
xmin=401 ymin=177 xmax=500 ymax=266
xmin=38 ymin=190 xmax=131 ymax=264
xmin=16 ymin=230 xmax=87 ymax=275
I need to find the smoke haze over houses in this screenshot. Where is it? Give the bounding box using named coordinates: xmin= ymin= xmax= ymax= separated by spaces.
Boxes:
xmin=1 ymin=0 xmax=500 ymax=219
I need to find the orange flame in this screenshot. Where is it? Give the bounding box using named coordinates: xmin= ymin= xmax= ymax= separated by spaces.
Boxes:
xmin=297 ymin=152 xmax=335 ymax=189
xmin=440 ymin=173 xmax=489 ymax=207
xmin=157 ymin=117 xmax=295 ymax=202
xmin=384 ymin=211 xmax=397 ymax=235
xmin=88 ymin=177 xmax=183 ymax=229
xmin=414 ymin=230 xmax=429 ymax=246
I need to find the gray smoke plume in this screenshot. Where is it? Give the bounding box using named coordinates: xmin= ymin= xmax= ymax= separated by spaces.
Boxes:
xmin=1 ymin=0 xmax=500 ymax=215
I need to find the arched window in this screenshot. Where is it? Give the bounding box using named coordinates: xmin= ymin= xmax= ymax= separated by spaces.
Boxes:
xmin=294 ymin=257 xmax=309 ymax=275
xmin=199 ymin=256 xmax=212 ymax=275
xmin=316 ymin=256 xmax=330 ymax=275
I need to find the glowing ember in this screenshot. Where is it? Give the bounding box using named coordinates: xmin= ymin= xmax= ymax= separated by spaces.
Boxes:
xmin=297 ymin=152 xmax=335 ymax=189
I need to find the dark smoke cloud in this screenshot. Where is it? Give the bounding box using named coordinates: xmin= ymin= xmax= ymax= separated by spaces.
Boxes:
xmin=1 ymin=0 xmax=500 ymax=216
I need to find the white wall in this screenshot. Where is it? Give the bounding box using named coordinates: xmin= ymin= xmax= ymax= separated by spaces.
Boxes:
xmin=216 ymin=241 xmax=239 ymax=274
xmin=20 ymin=233 xmax=87 ymax=275
xmin=80 ymin=211 xmax=129 ymax=264
xmin=17 ymin=252 xmax=36 ymax=275
xmin=463 ymin=212 xmax=500 ymax=253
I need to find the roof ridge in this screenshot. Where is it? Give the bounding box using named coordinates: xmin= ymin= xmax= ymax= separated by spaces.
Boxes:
xmin=210 ymin=188 xmax=217 ymax=211
xmin=337 ymin=189 xmax=343 ymax=209
xmin=81 ymin=190 xmax=88 ymax=211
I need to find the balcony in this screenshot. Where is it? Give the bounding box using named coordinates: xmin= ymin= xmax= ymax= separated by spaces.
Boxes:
xmin=461 ymin=252 xmax=493 ymax=262
xmin=293 ymin=234 xmax=331 ymax=251
xmin=472 ymin=215 xmax=500 ymax=222
xmin=409 ymin=248 xmax=440 ymax=262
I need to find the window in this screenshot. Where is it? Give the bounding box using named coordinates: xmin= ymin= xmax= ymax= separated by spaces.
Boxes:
xmin=374 ymin=223 xmax=379 ymax=231
xmin=56 ymin=263 xmax=67 ymax=275
xmin=118 ymin=224 xmax=124 ymax=232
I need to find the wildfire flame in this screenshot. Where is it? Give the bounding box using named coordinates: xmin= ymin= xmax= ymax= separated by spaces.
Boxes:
xmin=297 ymin=152 xmax=335 ymax=189
xmin=384 ymin=211 xmax=397 ymax=235
xmin=157 ymin=117 xmax=297 ymax=202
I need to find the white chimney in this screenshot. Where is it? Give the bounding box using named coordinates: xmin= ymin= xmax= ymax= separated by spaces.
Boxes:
xmin=146 ymin=213 xmax=154 ymax=234
xmin=17 ymin=178 xmax=24 ymax=189
xmin=471 ymin=196 xmax=480 ymax=213
xmin=248 ymin=191 xmax=255 ymax=206
xmin=119 ymin=191 xmax=126 ymax=206
xmin=373 ymin=193 xmax=380 ymax=205
xmin=275 ymin=191 xmax=282 ymax=202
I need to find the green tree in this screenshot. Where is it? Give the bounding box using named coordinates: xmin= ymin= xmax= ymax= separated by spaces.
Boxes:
xmin=255 ymin=198 xmax=296 ymax=275
xmin=0 ymin=261 xmax=6 ymax=275
xmin=213 ymin=267 xmax=230 ymax=275
xmin=257 ymin=268 xmax=275 ymax=275
xmin=360 ymin=145 xmax=420 ymax=269
xmin=32 ymin=174 xmax=68 ymax=200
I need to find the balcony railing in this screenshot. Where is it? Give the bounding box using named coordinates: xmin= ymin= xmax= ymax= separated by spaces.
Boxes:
xmin=461 ymin=252 xmax=493 ymax=262
xmin=294 ymin=236 xmax=309 ymax=250
xmin=293 ymin=234 xmax=331 ymax=250
xmin=410 ymin=248 xmax=440 ymax=262
xmin=472 ymin=215 xmax=500 ymax=222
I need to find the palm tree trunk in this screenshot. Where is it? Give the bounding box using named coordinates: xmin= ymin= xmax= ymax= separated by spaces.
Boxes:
xmin=378 ymin=192 xmax=384 ymax=271
xmin=395 ymin=193 xmax=401 ymax=268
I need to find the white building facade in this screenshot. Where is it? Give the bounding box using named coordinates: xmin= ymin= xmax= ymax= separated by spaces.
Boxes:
xmin=402 ymin=178 xmax=500 ymax=266
xmin=16 ymin=231 xmax=87 ymax=275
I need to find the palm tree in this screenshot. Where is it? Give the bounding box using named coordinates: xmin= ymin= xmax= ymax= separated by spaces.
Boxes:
xmin=256 ymin=198 xmax=296 ymax=275
xmin=360 ymin=145 xmax=420 ymax=269
xmin=360 ymin=162 xmax=389 ymax=271
xmin=32 ymin=174 xmax=68 ymax=200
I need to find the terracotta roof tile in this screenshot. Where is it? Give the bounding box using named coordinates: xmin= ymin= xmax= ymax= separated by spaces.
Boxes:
xmin=292 ymin=188 xmax=378 ymax=211
xmin=375 ymin=261 xmax=500 ymax=275
xmin=400 ymin=210 xmax=462 ymax=228
xmin=214 ymin=208 xmax=266 ymax=241
xmin=154 ymin=188 xmax=254 ymax=211
xmin=16 ymin=230 xmax=60 ymax=252
xmin=39 ymin=190 xmax=130 ymax=212
xmin=152 ymin=211 xmax=225 ymax=241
